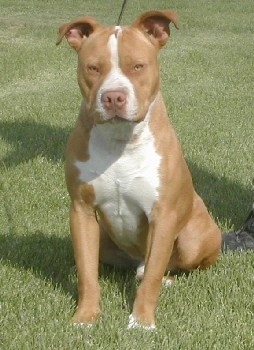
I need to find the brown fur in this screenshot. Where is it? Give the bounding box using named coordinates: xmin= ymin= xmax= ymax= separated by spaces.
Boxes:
xmin=57 ymin=11 xmax=221 ymax=328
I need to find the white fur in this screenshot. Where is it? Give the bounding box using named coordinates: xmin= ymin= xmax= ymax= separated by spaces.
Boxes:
xmin=95 ymin=30 xmax=138 ymax=121
xmin=127 ymin=314 xmax=156 ymax=331
xmin=136 ymin=262 xmax=145 ymax=280
xmin=75 ymin=107 xmax=161 ymax=250
xmin=73 ymin=322 xmax=93 ymax=328
xmin=162 ymin=276 xmax=174 ymax=287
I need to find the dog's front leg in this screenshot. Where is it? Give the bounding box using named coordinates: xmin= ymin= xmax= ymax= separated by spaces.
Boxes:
xmin=129 ymin=211 xmax=177 ymax=329
xmin=70 ymin=200 xmax=100 ymax=325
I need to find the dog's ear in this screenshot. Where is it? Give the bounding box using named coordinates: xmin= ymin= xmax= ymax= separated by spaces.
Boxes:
xmin=56 ymin=16 xmax=101 ymax=51
xmin=132 ymin=11 xmax=178 ymax=48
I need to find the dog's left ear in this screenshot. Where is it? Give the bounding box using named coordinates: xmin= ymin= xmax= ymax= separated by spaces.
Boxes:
xmin=132 ymin=11 xmax=178 ymax=48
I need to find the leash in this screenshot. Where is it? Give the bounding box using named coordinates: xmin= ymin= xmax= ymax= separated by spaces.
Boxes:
xmin=117 ymin=0 xmax=128 ymax=25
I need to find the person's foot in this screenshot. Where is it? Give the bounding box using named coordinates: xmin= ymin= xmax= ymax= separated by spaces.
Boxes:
xmin=222 ymin=205 xmax=254 ymax=252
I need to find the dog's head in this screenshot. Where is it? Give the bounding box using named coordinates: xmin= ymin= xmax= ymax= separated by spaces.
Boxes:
xmin=57 ymin=11 xmax=178 ymax=124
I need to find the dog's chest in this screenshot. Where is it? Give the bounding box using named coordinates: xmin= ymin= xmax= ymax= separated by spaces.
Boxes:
xmin=75 ymin=123 xmax=161 ymax=243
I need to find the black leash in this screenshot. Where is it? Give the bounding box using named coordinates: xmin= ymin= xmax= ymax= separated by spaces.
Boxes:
xmin=117 ymin=0 xmax=128 ymax=25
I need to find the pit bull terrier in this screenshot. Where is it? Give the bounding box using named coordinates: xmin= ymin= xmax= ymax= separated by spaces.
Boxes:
xmin=57 ymin=10 xmax=221 ymax=329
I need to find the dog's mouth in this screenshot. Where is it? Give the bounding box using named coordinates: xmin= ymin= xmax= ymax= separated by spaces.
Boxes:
xmin=111 ymin=115 xmax=130 ymax=123
xmin=107 ymin=112 xmax=140 ymax=124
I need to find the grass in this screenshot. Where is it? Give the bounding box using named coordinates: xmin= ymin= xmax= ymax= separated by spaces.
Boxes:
xmin=0 ymin=0 xmax=253 ymax=348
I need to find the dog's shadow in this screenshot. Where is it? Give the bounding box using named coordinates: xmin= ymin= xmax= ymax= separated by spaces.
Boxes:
xmin=0 ymin=229 xmax=75 ymax=295
xmin=0 ymin=120 xmax=69 ymax=166
xmin=0 ymin=119 xmax=253 ymax=307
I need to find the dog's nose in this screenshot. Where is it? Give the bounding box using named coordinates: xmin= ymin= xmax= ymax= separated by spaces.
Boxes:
xmin=101 ymin=90 xmax=127 ymax=113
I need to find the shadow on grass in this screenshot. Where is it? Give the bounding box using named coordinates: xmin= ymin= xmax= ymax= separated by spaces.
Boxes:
xmin=1 ymin=119 xmax=252 ymax=227
xmin=0 ymin=228 xmax=76 ymax=296
xmin=188 ymin=162 xmax=253 ymax=228
xmin=0 ymin=119 xmax=70 ymax=165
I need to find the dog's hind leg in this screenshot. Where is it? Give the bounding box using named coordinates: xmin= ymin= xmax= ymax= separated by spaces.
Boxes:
xmin=168 ymin=198 xmax=221 ymax=273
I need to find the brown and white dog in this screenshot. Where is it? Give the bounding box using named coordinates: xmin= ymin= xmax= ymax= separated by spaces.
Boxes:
xmin=57 ymin=10 xmax=221 ymax=329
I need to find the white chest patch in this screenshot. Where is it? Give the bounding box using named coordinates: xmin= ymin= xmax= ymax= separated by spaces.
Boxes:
xmin=75 ymin=117 xmax=161 ymax=247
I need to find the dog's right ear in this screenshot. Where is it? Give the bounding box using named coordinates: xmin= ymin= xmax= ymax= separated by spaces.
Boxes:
xmin=56 ymin=16 xmax=101 ymax=51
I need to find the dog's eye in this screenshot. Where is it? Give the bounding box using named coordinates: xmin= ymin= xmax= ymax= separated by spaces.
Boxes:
xmin=133 ymin=64 xmax=144 ymax=72
xmin=87 ymin=64 xmax=100 ymax=74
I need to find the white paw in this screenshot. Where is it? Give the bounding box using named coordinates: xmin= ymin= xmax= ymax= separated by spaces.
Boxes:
xmin=162 ymin=276 xmax=174 ymax=287
xmin=73 ymin=322 xmax=93 ymax=328
xmin=127 ymin=314 xmax=156 ymax=331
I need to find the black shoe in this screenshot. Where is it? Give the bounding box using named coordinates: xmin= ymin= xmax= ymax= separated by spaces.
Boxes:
xmin=222 ymin=205 xmax=254 ymax=252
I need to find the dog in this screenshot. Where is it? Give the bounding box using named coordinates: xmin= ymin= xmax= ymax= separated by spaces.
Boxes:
xmin=57 ymin=10 xmax=221 ymax=329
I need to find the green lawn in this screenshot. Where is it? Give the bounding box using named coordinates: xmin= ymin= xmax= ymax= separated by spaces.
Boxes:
xmin=0 ymin=0 xmax=253 ymax=349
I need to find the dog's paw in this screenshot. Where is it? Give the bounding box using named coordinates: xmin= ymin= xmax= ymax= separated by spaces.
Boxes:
xmin=71 ymin=307 xmax=100 ymax=326
xmin=127 ymin=314 xmax=156 ymax=331
xmin=162 ymin=276 xmax=174 ymax=287
xmin=73 ymin=322 xmax=93 ymax=328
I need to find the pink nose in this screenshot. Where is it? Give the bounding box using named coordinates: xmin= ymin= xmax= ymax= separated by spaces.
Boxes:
xmin=101 ymin=90 xmax=127 ymax=113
